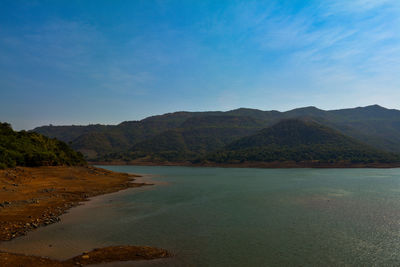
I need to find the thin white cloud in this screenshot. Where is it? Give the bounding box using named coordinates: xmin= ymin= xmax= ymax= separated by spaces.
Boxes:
xmin=253 ymin=0 xmax=400 ymax=81
xmin=324 ymin=0 xmax=399 ymax=14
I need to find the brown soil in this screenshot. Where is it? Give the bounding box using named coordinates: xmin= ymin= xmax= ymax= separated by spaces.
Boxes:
xmin=0 ymin=166 xmax=149 ymax=241
xmin=0 ymin=166 xmax=171 ymax=266
xmin=0 ymin=246 xmax=171 ymax=266
xmin=66 ymin=245 xmax=171 ymax=265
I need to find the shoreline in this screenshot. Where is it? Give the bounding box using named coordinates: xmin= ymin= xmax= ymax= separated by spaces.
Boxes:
xmin=0 ymin=166 xmax=148 ymax=241
xmin=0 ymin=165 xmax=171 ymax=266
xmin=92 ymin=160 xmax=400 ymax=169
xmin=0 ymin=246 xmax=171 ymax=267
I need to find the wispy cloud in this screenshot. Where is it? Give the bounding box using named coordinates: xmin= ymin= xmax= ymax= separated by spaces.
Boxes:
xmin=0 ymin=18 xmax=162 ymax=97
xmin=324 ymin=0 xmax=400 ymax=14
xmin=246 ymin=1 xmax=400 ymax=91
xmin=194 ymin=0 xmax=400 ymax=110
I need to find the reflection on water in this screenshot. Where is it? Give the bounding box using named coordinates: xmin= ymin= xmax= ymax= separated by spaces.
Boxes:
xmin=1 ymin=166 xmax=400 ymax=266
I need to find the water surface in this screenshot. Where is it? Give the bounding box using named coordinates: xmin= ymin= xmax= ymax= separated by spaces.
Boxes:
xmin=2 ymin=166 xmax=400 ymax=266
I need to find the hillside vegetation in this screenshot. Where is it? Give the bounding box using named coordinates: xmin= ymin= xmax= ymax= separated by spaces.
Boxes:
xmin=99 ymin=115 xmax=264 ymax=162
xmin=32 ymin=105 xmax=400 ymax=164
xmin=206 ymin=119 xmax=400 ymax=164
xmin=0 ymin=122 xmax=86 ymax=169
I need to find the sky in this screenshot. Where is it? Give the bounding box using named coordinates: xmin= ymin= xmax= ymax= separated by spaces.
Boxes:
xmin=1 ymin=0 xmax=400 ymax=130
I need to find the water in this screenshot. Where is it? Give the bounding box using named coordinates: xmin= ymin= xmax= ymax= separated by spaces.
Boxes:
xmin=2 ymin=166 xmax=400 ymax=266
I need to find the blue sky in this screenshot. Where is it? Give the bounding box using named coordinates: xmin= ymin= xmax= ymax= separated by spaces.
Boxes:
xmin=1 ymin=0 xmax=400 ymax=130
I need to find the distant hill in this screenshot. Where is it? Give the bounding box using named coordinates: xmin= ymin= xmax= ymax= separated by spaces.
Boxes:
xmin=31 ymin=105 xmax=400 ymax=163
xmin=0 ymin=122 xmax=86 ymax=169
xmin=100 ymin=115 xmax=264 ymax=162
xmin=205 ymin=119 xmax=400 ymax=164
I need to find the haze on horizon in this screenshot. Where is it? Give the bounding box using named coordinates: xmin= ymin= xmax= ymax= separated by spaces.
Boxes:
xmin=1 ymin=0 xmax=400 ymax=130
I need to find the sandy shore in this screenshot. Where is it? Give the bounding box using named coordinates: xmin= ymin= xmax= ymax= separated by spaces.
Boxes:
xmin=0 ymin=166 xmax=171 ymax=266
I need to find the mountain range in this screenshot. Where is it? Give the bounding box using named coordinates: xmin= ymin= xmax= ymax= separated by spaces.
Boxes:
xmin=32 ymin=105 xmax=400 ymax=166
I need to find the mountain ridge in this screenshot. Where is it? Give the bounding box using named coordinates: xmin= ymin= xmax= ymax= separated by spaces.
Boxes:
xmin=32 ymin=105 xmax=400 ymax=162
xmin=205 ymin=119 xmax=399 ymax=165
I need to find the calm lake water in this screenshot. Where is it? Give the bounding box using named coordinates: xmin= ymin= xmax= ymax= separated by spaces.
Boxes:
xmin=2 ymin=166 xmax=400 ymax=266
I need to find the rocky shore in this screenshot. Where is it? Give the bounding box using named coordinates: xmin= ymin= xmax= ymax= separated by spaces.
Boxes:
xmin=0 ymin=246 xmax=171 ymax=266
xmin=0 ymin=166 xmax=149 ymax=241
xmin=0 ymin=166 xmax=171 ymax=266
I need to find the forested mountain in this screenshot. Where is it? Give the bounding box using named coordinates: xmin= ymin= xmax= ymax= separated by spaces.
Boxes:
xmin=103 ymin=116 xmax=265 ymax=162
xmin=206 ymin=119 xmax=400 ymax=164
xmin=32 ymin=105 xmax=400 ymax=163
xmin=0 ymin=123 xmax=86 ymax=169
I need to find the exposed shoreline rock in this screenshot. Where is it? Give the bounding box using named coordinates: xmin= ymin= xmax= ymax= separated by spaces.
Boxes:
xmin=0 ymin=166 xmax=150 ymax=241
xmin=0 ymin=246 xmax=172 ymax=266
xmin=0 ymin=166 xmax=171 ymax=266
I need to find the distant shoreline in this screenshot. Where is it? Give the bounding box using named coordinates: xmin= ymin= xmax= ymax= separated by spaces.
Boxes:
xmin=92 ymin=160 xmax=400 ymax=169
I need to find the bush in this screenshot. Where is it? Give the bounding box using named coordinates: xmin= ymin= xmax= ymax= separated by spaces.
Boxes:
xmin=0 ymin=122 xmax=86 ymax=169
xmin=0 ymin=162 xmax=7 ymax=170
